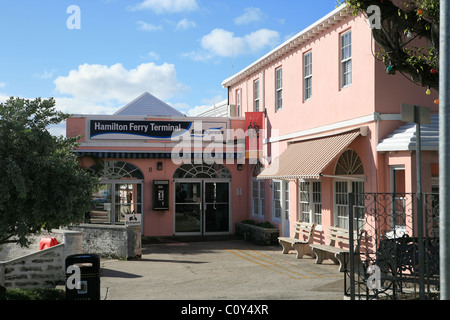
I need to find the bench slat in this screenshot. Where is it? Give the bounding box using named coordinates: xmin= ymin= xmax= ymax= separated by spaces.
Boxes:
xmin=310 ymin=226 xmax=365 ymax=272
xmin=278 ymin=221 xmax=316 ymax=258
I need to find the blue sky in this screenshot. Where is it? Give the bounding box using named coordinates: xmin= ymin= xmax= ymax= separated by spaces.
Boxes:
xmin=0 ymin=0 xmax=338 ymax=134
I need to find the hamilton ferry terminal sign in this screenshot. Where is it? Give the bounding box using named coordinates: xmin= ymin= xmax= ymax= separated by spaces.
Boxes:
xmin=89 ymin=119 xmax=228 ymax=140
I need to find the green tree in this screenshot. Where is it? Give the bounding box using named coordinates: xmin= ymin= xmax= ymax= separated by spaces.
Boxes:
xmin=340 ymin=0 xmax=439 ymax=92
xmin=0 ymin=97 xmax=97 ymax=247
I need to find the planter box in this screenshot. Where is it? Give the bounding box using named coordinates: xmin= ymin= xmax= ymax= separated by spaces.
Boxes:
xmin=235 ymin=222 xmax=279 ymax=246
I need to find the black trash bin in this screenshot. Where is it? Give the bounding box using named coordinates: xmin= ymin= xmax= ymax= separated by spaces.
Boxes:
xmin=65 ymin=254 xmax=101 ymax=300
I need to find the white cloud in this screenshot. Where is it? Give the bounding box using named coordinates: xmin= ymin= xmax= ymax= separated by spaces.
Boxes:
xmin=0 ymin=93 xmax=9 ymax=102
xmin=187 ymin=104 xmax=212 ymax=116
xmin=145 ymin=51 xmax=160 ymax=60
xmin=176 ymin=18 xmax=196 ymax=31
xmin=137 ymin=21 xmax=163 ymax=32
xmin=129 ymin=0 xmax=198 ymax=14
xmin=244 ymin=29 xmax=280 ymax=52
xmin=54 ymin=96 xmax=119 ymax=115
xmin=201 ymin=29 xmax=241 ymax=58
xmin=181 ymin=50 xmax=214 ymax=62
xmin=234 ymin=7 xmax=263 ymax=25
xmin=197 ymin=28 xmax=280 ymax=59
xmin=53 ymin=62 xmax=186 ymax=112
xmin=33 ymin=69 xmax=55 ymax=79
xmin=186 ymin=95 xmax=226 ymax=116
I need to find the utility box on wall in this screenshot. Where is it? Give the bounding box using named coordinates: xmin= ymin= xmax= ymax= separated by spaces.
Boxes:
xmin=153 ymin=180 xmax=169 ymax=210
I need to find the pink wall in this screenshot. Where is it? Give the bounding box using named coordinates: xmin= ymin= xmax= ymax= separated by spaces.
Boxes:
xmin=228 ymin=14 xmax=377 ymax=138
xmin=68 ymin=116 xmax=250 ymax=237
xmin=224 ymin=8 xmax=440 ymax=234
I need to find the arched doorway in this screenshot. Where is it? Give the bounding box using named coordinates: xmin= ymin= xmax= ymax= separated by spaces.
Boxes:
xmin=88 ymin=161 xmax=144 ymax=225
xmin=173 ymin=163 xmax=231 ymax=235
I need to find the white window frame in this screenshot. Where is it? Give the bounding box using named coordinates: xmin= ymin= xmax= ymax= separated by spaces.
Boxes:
xmin=304 ymin=52 xmax=312 ymax=101
xmin=236 ymin=88 xmax=241 ymax=117
xmin=254 ymin=79 xmax=260 ymax=112
xmin=334 ymin=180 xmax=364 ymax=229
xmin=252 ymin=178 xmax=265 ymax=217
xmin=275 ymin=67 xmax=282 ymax=111
xmin=272 ymin=180 xmax=288 ymax=222
xmin=340 ymin=30 xmax=352 ymax=88
xmin=299 ymin=180 xmax=321 ymax=225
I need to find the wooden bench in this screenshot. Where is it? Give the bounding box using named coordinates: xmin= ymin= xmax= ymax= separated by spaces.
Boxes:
xmin=310 ymin=226 xmax=365 ymax=272
xmin=278 ymin=221 xmax=316 ymax=259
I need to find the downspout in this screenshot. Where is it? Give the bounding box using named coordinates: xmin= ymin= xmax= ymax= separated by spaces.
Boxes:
xmin=226 ymin=86 xmax=230 ymax=117
xmin=374 ymin=112 xmax=381 ymax=195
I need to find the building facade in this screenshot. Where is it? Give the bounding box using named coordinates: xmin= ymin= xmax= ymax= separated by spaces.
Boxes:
xmin=221 ymin=5 xmax=439 ymax=238
xmin=67 ymin=5 xmax=439 ymax=241
xmin=67 ymin=92 xmax=251 ymax=237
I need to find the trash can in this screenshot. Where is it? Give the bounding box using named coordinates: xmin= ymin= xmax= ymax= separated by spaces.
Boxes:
xmin=65 ymin=254 xmax=101 ymax=300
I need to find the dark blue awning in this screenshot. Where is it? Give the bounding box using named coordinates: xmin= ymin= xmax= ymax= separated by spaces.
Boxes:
xmin=75 ymin=150 xmax=245 ymax=160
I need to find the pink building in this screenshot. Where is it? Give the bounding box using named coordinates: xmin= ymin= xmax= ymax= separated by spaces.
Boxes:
xmin=221 ymin=5 xmax=439 ymax=239
xmin=67 ymin=5 xmax=439 ymax=243
xmin=67 ymin=92 xmax=251 ymax=237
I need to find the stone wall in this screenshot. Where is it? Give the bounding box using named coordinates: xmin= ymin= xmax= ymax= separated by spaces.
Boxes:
xmin=0 ymin=231 xmax=64 ymax=261
xmin=0 ymin=225 xmax=142 ymax=289
xmin=235 ymin=222 xmax=279 ymax=245
xmin=69 ymin=224 xmax=142 ymax=260
xmin=0 ymin=245 xmax=65 ymax=289
xmin=0 ymin=230 xmax=83 ymax=289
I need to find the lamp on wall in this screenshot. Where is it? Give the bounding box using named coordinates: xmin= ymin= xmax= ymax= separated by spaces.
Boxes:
xmin=157 ymin=162 xmax=163 ymax=170
xmin=237 ymin=164 xmax=243 ymax=171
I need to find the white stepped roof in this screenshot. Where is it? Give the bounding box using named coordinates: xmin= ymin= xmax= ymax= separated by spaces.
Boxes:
xmin=377 ymin=114 xmax=439 ymax=152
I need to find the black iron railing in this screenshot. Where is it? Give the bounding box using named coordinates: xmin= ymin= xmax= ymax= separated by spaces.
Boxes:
xmin=344 ymin=193 xmax=440 ymax=300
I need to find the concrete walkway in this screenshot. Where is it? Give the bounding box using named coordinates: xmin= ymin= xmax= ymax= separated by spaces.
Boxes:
xmin=99 ymin=239 xmax=347 ymax=300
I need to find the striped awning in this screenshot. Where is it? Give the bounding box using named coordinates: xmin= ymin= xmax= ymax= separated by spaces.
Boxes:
xmin=258 ymin=129 xmax=364 ymax=180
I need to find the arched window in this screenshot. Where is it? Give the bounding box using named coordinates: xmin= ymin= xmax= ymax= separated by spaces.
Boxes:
xmin=86 ymin=161 xmax=144 ymax=225
xmin=173 ymin=163 xmax=231 ymax=179
xmin=89 ymin=161 xmax=144 ymax=180
xmin=335 ymin=149 xmax=364 ymax=175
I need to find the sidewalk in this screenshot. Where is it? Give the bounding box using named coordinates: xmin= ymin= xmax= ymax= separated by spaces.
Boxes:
xmin=99 ymin=239 xmax=346 ymax=300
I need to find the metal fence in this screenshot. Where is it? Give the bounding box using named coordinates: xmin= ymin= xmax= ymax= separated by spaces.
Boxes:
xmin=345 ymin=193 xmax=440 ymax=300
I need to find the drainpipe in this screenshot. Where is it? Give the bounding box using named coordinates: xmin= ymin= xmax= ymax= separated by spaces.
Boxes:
xmin=374 ymin=112 xmax=381 ymax=195
xmin=262 ymin=70 xmax=266 ymax=117
xmin=374 ymin=112 xmax=381 ymax=145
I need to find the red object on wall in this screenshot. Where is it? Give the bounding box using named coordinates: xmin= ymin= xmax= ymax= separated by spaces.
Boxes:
xmin=39 ymin=237 xmax=59 ymax=250
xmin=245 ymin=112 xmax=264 ymax=160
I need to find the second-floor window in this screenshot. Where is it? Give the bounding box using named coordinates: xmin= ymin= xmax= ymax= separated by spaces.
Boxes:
xmin=276 ymin=67 xmax=282 ymax=111
xmin=304 ymin=52 xmax=312 ymax=100
xmin=341 ymin=30 xmax=352 ymax=88
xmin=254 ymin=79 xmax=260 ymax=112
xmin=236 ymin=88 xmax=241 ymax=117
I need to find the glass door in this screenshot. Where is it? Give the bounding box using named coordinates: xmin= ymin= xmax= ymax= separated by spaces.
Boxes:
xmin=91 ymin=184 xmax=112 ymax=223
xmin=89 ymin=182 xmax=142 ymax=225
xmin=204 ymin=182 xmax=230 ymax=233
xmin=115 ymin=183 xmax=142 ymax=223
xmin=175 ymin=182 xmax=202 ymax=234
xmin=175 ymin=181 xmax=230 ymax=235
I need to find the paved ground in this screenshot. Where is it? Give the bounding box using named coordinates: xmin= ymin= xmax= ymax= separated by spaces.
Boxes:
xmin=99 ymin=239 xmax=347 ymax=301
